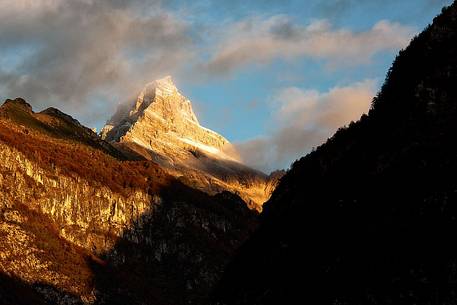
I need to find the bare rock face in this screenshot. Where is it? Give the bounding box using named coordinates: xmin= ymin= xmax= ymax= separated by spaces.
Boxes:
xmin=101 ymin=76 xmax=230 ymax=158
xmin=101 ymin=76 xmax=273 ymax=210
xmin=0 ymin=99 xmax=258 ymax=305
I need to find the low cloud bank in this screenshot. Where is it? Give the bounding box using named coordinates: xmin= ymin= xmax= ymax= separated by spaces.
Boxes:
xmin=236 ymin=80 xmax=376 ymax=172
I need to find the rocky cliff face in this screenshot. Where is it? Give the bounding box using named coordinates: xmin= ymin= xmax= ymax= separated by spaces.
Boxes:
xmin=213 ymin=4 xmax=457 ymax=305
xmin=101 ymin=76 xmax=231 ymax=159
xmin=101 ymin=76 xmax=273 ymax=210
xmin=0 ymin=140 xmax=152 ymax=253
xmin=0 ymin=100 xmax=258 ymax=305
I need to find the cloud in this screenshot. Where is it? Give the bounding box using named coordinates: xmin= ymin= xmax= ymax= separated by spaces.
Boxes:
xmin=0 ymin=0 xmax=194 ymax=125
xmin=236 ymin=79 xmax=376 ymax=172
xmin=202 ymin=16 xmax=415 ymax=76
xmin=0 ymin=1 xmax=415 ymax=125
xmin=0 ymin=0 xmax=62 ymax=12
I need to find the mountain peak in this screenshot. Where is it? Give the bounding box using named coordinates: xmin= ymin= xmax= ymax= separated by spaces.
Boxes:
xmin=101 ymin=76 xmax=228 ymax=156
xmin=40 ymin=107 xmax=85 ymax=129
xmin=1 ymin=98 xmax=33 ymax=113
xmin=154 ymin=75 xmax=176 ymax=91
xmin=141 ymin=76 xmax=178 ymax=100
xmin=100 ymin=77 xmax=272 ymax=209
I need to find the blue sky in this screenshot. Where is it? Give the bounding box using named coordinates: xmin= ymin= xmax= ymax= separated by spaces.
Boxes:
xmin=0 ymin=0 xmax=453 ymax=171
xmin=174 ymin=0 xmax=452 ymax=170
xmin=174 ymin=0 xmax=449 ymax=140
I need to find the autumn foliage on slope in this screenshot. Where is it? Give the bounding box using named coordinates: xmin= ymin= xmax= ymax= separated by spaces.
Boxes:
xmin=0 ymin=98 xmax=171 ymax=195
xmin=0 ymin=97 xmax=260 ymax=305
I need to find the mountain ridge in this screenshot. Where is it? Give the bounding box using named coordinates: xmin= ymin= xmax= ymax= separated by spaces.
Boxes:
xmin=213 ymin=3 xmax=457 ymax=304
xmin=101 ymin=76 xmax=231 ymax=157
xmin=100 ymin=76 xmax=276 ymax=210
xmin=0 ymin=97 xmax=259 ymax=305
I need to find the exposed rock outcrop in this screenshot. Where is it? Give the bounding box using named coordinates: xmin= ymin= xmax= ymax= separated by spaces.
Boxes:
xmin=0 ymin=100 xmax=258 ymax=305
xmin=101 ymin=76 xmax=230 ymax=156
xmin=101 ymin=76 xmax=274 ymax=210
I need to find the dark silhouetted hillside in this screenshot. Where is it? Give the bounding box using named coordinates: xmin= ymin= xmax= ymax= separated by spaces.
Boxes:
xmin=213 ymin=3 xmax=457 ymax=305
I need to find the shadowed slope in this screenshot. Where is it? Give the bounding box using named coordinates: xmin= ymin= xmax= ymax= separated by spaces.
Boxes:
xmin=0 ymin=274 xmax=49 ymax=305
xmin=91 ymin=185 xmax=257 ymax=305
xmin=213 ymin=3 xmax=457 ymax=305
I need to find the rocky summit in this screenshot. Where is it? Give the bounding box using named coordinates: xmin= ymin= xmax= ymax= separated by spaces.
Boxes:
xmin=101 ymin=76 xmax=230 ymax=159
xmin=101 ymin=76 xmax=276 ymax=210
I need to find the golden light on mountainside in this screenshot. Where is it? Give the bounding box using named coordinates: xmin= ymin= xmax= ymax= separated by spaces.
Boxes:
xmin=99 ymin=76 xmax=278 ymax=210
xmin=1 ymin=1 xmax=455 ymax=305
xmin=0 ymin=98 xmax=259 ymax=303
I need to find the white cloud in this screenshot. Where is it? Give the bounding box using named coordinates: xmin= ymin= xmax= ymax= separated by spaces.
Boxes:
xmin=236 ymin=80 xmax=376 ymax=172
xmin=275 ymin=79 xmax=376 ymax=129
xmin=0 ymin=0 xmax=63 ymax=13
xmin=0 ymin=1 xmax=415 ymax=137
xmin=203 ymin=15 xmax=415 ymax=75
xmin=0 ymin=0 xmax=193 ymax=125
